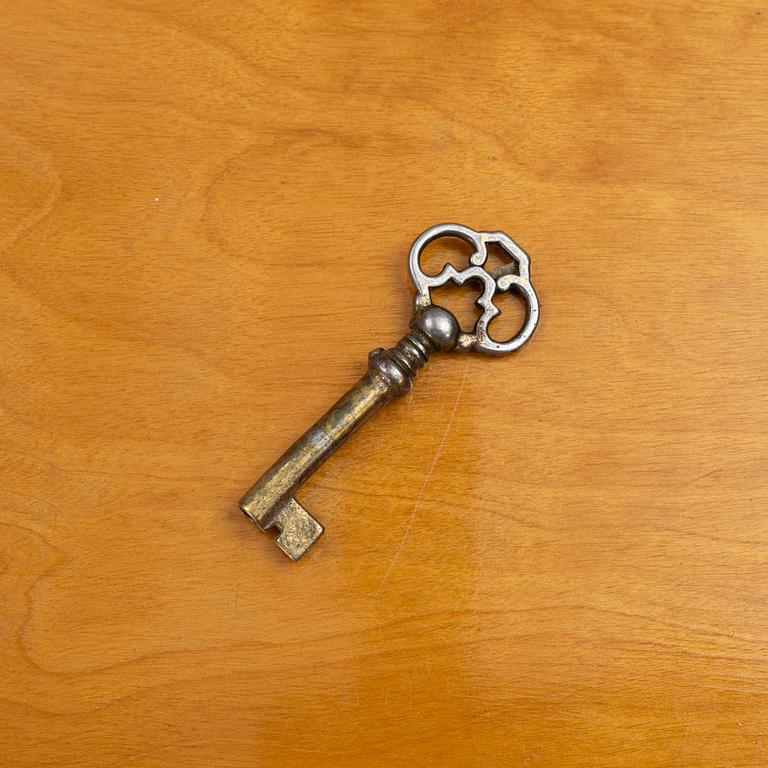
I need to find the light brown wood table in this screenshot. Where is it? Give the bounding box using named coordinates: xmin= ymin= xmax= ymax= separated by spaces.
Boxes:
xmin=1 ymin=2 xmax=767 ymax=766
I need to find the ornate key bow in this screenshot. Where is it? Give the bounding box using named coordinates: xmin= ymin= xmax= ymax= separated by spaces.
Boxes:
xmin=409 ymin=223 xmax=539 ymax=354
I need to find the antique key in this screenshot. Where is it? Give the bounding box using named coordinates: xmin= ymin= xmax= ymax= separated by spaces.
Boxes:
xmin=239 ymin=223 xmax=540 ymax=560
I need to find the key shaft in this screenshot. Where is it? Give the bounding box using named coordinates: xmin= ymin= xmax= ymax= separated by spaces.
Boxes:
xmin=239 ymin=307 xmax=459 ymax=560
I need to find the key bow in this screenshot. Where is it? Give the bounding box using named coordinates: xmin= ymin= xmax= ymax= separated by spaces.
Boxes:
xmin=408 ymin=223 xmax=540 ymax=355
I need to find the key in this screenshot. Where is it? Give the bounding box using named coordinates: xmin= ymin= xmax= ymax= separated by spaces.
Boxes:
xmin=239 ymin=223 xmax=540 ymax=560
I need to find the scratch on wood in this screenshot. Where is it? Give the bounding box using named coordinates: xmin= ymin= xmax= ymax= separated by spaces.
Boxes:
xmin=376 ymin=360 xmax=470 ymax=594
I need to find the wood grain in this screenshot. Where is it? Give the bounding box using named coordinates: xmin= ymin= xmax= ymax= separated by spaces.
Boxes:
xmin=1 ymin=1 xmax=767 ymax=765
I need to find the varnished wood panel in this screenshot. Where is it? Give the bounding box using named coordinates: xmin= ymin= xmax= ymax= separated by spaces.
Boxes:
xmin=1 ymin=2 xmax=767 ymax=765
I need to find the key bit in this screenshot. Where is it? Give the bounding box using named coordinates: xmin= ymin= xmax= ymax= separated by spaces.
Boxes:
xmin=239 ymin=223 xmax=540 ymax=560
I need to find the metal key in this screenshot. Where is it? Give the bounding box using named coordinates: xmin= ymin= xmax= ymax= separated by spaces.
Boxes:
xmin=239 ymin=223 xmax=540 ymax=560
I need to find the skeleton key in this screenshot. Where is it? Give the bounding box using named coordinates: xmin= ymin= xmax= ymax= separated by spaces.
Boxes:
xmin=239 ymin=223 xmax=540 ymax=560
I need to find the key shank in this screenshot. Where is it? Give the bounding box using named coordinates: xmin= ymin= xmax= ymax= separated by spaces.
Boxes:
xmin=239 ymin=307 xmax=459 ymax=560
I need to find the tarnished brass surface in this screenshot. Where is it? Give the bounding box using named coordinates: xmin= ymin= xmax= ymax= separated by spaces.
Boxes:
xmin=240 ymin=370 xmax=392 ymax=559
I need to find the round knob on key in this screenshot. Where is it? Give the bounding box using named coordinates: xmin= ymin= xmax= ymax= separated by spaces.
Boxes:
xmin=239 ymin=224 xmax=540 ymax=560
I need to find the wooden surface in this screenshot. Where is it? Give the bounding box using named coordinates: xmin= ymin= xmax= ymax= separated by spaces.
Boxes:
xmin=1 ymin=2 xmax=767 ymax=766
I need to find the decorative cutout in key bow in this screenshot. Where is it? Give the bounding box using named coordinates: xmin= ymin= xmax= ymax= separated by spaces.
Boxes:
xmin=408 ymin=223 xmax=540 ymax=355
